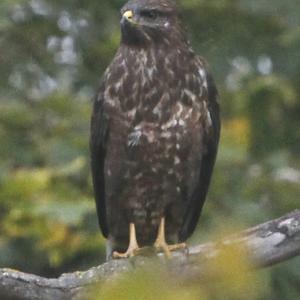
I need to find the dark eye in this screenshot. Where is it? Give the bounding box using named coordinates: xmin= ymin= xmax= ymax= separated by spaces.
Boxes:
xmin=141 ymin=10 xmax=158 ymax=20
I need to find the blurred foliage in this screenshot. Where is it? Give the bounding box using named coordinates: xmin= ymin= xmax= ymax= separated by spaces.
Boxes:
xmin=0 ymin=0 xmax=299 ymax=298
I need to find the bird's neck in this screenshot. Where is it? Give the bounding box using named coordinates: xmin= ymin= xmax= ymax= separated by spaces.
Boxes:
xmin=120 ymin=37 xmax=193 ymax=68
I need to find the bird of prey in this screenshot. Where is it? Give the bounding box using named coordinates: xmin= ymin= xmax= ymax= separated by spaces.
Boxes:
xmin=90 ymin=0 xmax=220 ymax=259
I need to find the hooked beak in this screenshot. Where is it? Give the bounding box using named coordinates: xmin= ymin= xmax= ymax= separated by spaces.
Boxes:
xmin=120 ymin=9 xmax=151 ymax=44
xmin=122 ymin=10 xmax=137 ymax=25
xmin=123 ymin=10 xmax=134 ymax=21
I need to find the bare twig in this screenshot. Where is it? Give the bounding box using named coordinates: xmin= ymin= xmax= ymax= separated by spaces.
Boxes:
xmin=0 ymin=209 xmax=299 ymax=300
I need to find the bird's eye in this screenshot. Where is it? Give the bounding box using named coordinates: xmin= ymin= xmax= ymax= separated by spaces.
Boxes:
xmin=141 ymin=10 xmax=158 ymax=20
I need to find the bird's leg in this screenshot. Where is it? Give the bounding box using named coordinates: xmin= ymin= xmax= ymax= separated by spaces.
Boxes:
xmin=113 ymin=223 xmax=140 ymax=259
xmin=154 ymin=217 xmax=187 ymax=258
xmin=154 ymin=217 xmax=171 ymax=257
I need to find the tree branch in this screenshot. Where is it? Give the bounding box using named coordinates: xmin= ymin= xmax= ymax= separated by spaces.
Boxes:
xmin=1 ymin=209 xmax=299 ymax=300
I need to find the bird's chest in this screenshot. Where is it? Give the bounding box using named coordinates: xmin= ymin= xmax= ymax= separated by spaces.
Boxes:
xmin=104 ymin=71 xmax=204 ymax=165
xmin=116 ymin=101 xmax=204 ymax=191
xmin=103 ymin=49 xmax=207 ymax=181
xmin=126 ymin=102 xmax=199 ymax=154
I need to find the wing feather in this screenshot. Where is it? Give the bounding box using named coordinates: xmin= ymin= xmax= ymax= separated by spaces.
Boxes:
xmin=179 ymin=70 xmax=220 ymax=242
xmin=90 ymin=83 xmax=109 ymax=238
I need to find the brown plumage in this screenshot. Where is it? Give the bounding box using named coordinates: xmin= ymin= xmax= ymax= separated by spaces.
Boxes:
xmin=90 ymin=0 xmax=220 ymax=259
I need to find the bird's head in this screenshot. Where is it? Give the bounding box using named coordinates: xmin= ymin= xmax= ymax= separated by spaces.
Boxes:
xmin=120 ymin=0 xmax=181 ymax=47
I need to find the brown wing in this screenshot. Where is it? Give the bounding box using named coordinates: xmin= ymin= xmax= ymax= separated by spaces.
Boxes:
xmin=90 ymin=82 xmax=109 ymax=238
xmin=179 ymin=71 xmax=220 ymax=242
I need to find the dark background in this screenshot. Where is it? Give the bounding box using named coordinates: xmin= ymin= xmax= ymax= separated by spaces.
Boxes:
xmin=0 ymin=0 xmax=299 ymax=299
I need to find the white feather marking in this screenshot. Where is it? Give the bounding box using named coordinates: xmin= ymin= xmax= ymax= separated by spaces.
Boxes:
xmin=146 ymin=131 xmax=155 ymax=143
xmin=199 ymin=68 xmax=208 ymax=89
xmin=114 ymin=81 xmax=122 ymax=92
xmin=151 ymin=167 xmax=158 ymax=173
xmin=183 ymin=88 xmax=197 ymax=102
xmin=178 ymin=119 xmax=185 ymax=127
xmin=176 ymin=103 xmax=184 ymax=117
xmin=153 ymin=106 xmax=161 ymax=117
xmin=207 ymin=110 xmax=213 ymax=127
xmin=127 ymin=108 xmax=137 ymax=118
xmin=161 ymin=118 xmax=176 ymax=130
xmin=128 ymin=130 xmax=142 ymax=147
xmin=147 ymin=66 xmax=156 ymax=78
xmin=161 ymin=131 xmax=172 ymax=139
xmin=185 ymin=108 xmax=193 ymax=120
xmin=134 ymin=173 xmax=143 ymax=180
xmin=174 ymin=156 xmax=180 ymax=165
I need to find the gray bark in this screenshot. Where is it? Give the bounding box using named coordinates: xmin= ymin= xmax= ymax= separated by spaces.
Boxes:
xmin=0 ymin=209 xmax=299 ymax=300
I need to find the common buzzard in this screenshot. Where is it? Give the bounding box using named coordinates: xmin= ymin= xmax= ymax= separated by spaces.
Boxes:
xmin=90 ymin=0 xmax=220 ymax=259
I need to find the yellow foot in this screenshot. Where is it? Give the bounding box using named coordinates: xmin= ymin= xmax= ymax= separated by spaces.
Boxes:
xmin=113 ymin=246 xmax=156 ymax=259
xmin=112 ymin=223 xmax=141 ymax=259
xmin=154 ymin=217 xmax=188 ymax=258
xmin=113 ymin=246 xmax=140 ymax=259
xmin=154 ymin=241 xmax=187 ymax=258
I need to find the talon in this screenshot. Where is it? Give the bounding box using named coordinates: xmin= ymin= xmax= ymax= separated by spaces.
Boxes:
xmin=154 ymin=218 xmax=188 ymax=258
xmin=168 ymin=242 xmax=187 ymax=252
xmin=112 ymin=223 xmax=140 ymax=259
xmin=113 ymin=248 xmax=138 ymax=259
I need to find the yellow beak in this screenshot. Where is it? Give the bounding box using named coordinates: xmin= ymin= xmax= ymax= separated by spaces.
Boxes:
xmin=123 ymin=10 xmax=134 ymax=21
